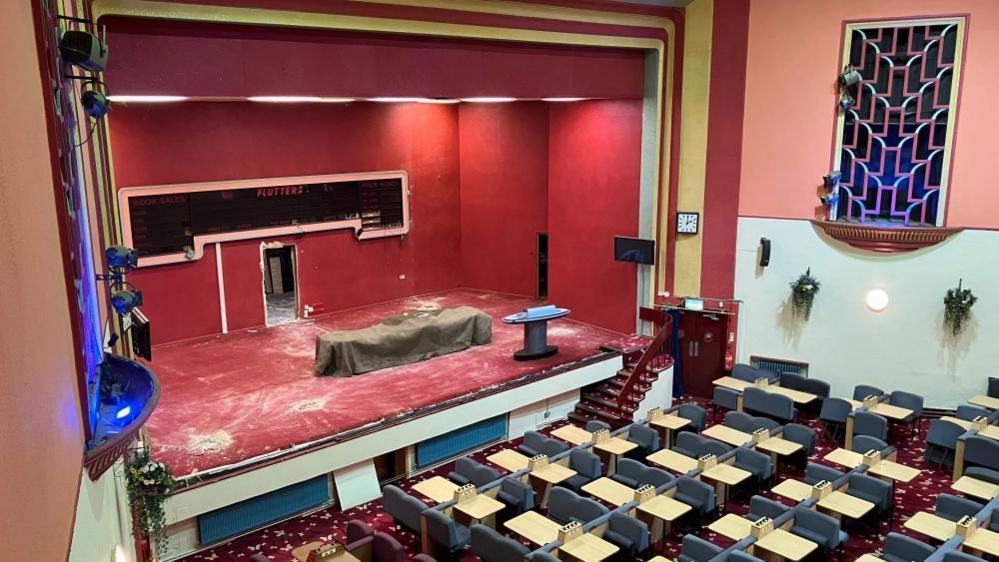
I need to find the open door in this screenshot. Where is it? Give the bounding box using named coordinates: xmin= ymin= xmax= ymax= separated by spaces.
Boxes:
xmin=263 ymin=245 xmax=297 ymax=326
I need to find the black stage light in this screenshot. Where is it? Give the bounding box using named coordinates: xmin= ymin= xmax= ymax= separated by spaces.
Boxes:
xmin=111 ymin=289 xmax=143 ymax=316
xmin=823 ymin=172 xmax=841 ymax=189
xmin=839 ymin=67 xmax=862 ymax=88
xmin=82 ymin=89 xmax=110 ymax=118
xmin=106 ymin=245 xmax=138 ymax=271
xmin=59 ymin=29 xmax=109 ymax=72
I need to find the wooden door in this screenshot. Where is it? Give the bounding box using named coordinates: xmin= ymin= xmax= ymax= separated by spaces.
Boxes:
xmin=678 ymin=311 xmax=728 ymax=398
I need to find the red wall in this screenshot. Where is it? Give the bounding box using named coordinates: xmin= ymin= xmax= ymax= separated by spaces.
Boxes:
xmin=117 ymin=101 xmax=461 ymax=344
xmin=459 ymin=103 xmax=550 ymax=297
xmin=548 ymin=100 xmax=643 ymax=334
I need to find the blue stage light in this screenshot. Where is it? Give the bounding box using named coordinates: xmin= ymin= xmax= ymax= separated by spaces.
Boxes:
xmin=115 ymin=405 xmax=132 ymax=420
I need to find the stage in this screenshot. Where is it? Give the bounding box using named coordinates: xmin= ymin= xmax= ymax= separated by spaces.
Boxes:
xmin=145 ymin=289 xmax=624 ymax=478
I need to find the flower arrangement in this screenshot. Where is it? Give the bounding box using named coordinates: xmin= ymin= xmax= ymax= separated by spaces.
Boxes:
xmin=126 ymin=448 xmax=175 ymax=556
xmin=944 ymin=279 xmax=977 ymax=336
xmin=789 ymin=268 xmax=821 ymax=321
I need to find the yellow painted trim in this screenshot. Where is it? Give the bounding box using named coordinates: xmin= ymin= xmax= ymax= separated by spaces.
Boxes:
xmin=673 ymin=0 xmax=712 ymax=297
xmin=89 ymin=0 xmax=677 ymax=291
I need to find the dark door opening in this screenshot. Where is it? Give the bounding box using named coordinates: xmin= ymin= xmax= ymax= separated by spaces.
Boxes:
xmin=263 ymin=246 xmax=297 ymax=326
xmin=537 ymin=233 xmax=549 ymax=299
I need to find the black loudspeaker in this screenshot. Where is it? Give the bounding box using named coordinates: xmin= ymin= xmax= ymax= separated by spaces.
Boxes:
xmin=759 ymin=238 xmax=771 ymax=267
xmin=59 ymin=30 xmax=109 ymax=72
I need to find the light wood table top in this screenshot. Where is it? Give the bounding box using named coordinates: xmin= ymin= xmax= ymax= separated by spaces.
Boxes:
xmin=636 ymin=494 xmax=692 ymax=522
xmin=560 ymin=533 xmax=620 ymax=562
xmin=903 ymin=511 xmax=956 ymax=542
xmin=824 ymin=448 xmax=865 ymax=469
xmin=818 ymin=490 xmax=875 ymax=519
xmin=941 ymin=416 xmax=976 ymax=430
xmin=292 ymin=542 xmax=361 ymax=562
xmin=552 ymin=425 xmax=594 ymax=446
xmin=771 ymin=479 xmax=813 ymax=503
xmin=708 ymin=513 xmax=753 ymax=540
xmin=411 ymin=476 xmax=459 ymax=504
xmin=713 ymin=376 xmax=752 ymax=391
xmin=963 ymin=526 xmax=999 ymax=557
xmin=650 ymin=414 xmax=692 ymax=431
xmin=757 ymin=437 xmax=804 ymax=456
xmin=532 ymin=463 xmax=577 ymax=484
xmin=504 ymin=510 xmax=561 ymax=545
xmin=855 ymin=554 xmax=886 ymax=562
xmin=647 ymin=557 xmax=675 ymax=562
xmin=768 ymin=385 xmax=818 ymax=404
xmin=869 ymin=402 xmax=913 ymax=420
xmin=488 ymin=449 xmax=531 ymax=472
xmin=647 ymin=449 xmax=698 ymax=474
xmin=454 ymin=494 xmax=505 ymax=521
xmin=703 ymin=424 xmax=754 ymax=447
xmin=595 ymin=436 xmax=639 ymax=456
xmin=980 ymin=425 xmax=999 ymax=440
xmin=702 ymin=463 xmax=752 ymax=486
xmin=754 ymin=529 xmax=818 ymax=561
xmin=969 ymin=394 xmax=999 ymax=410
xmin=867 ymin=460 xmax=921 ymax=483
xmin=582 ymin=477 xmax=636 ymax=507
xmin=952 ymin=475 xmax=999 ymax=501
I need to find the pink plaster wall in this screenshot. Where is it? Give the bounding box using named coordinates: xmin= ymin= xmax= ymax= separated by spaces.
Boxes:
xmin=739 ymin=0 xmax=999 ymax=228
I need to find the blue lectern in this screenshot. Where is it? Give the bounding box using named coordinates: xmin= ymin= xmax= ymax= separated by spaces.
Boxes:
xmin=502 ymin=305 xmax=570 ymax=361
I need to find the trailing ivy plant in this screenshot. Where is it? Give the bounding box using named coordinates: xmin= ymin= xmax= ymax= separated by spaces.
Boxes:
xmin=789 ymin=268 xmax=821 ymax=321
xmin=944 ymin=279 xmax=977 ymax=336
xmin=126 ymin=448 xmax=175 ymax=557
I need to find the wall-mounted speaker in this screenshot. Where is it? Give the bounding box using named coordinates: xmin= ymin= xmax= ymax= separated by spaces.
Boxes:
xmin=759 ymin=238 xmax=771 ymax=267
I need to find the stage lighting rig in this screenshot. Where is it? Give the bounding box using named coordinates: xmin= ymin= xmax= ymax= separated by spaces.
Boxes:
xmin=836 ymin=65 xmax=861 ymax=112
xmin=98 ymin=246 xmax=143 ymax=317
xmin=58 ymin=16 xmax=109 ymax=72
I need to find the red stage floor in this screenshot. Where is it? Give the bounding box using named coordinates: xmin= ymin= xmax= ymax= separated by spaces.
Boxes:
xmin=146 ymin=289 xmax=623 ymax=477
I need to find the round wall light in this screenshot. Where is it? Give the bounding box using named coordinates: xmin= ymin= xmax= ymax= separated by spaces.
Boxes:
xmin=866 ymin=289 xmax=889 ymax=312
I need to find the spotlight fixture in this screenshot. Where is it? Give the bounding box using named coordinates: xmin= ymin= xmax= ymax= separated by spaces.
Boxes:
xmin=822 ymin=171 xmax=841 ymax=189
xmin=839 ymin=66 xmax=862 ymax=88
xmin=818 ymin=192 xmax=838 ymax=206
xmin=461 ymin=97 xmax=517 ymax=103
xmin=106 ymin=245 xmax=139 ymax=271
xmin=838 ymin=93 xmax=855 ymax=111
xmin=82 ymin=89 xmax=110 ymax=118
xmin=111 ymin=289 xmax=143 ymax=316
xmin=59 ymin=24 xmax=109 ymax=72
xmin=866 ymin=289 xmax=889 ymax=312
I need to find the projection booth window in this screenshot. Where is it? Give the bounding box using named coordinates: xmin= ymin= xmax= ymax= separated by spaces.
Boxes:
xmin=832 ymin=17 xmax=965 ymax=227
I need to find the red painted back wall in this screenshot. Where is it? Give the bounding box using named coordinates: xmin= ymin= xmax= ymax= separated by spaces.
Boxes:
xmin=548 ymin=100 xmax=642 ymax=334
xmin=118 ymin=101 xmax=461 ymax=344
xmin=459 ymin=103 xmax=550 ymax=297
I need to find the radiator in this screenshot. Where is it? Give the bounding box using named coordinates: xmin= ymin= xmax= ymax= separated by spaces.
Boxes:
xmin=416 ymin=414 xmax=507 ymax=468
xmin=750 ymin=355 xmax=809 ymax=378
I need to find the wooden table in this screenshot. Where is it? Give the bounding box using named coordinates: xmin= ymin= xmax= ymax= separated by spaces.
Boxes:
xmin=552 ymin=425 xmax=594 ymax=446
xmin=771 ymin=479 xmax=813 ymax=503
xmin=453 ymin=494 xmax=505 ymax=526
xmin=867 ymin=460 xmax=921 ymax=483
xmin=824 ymin=448 xmax=864 ymax=469
xmin=817 ymin=490 xmax=875 ymax=519
xmin=703 ymin=424 xmax=754 ymax=447
xmin=701 ymin=463 xmax=751 ymax=507
xmin=636 ymin=494 xmax=692 ymax=543
xmin=504 ymin=510 xmax=561 ymax=545
xmin=757 ymin=437 xmax=803 ymax=458
xmin=582 ymin=477 xmax=635 ymax=507
xmin=855 ymin=554 xmax=886 ymax=562
xmin=969 ymin=394 xmax=999 ymax=410
xmin=488 ymin=449 xmax=531 ymax=472
xmin=708 ymin=513 xmax=753 ymax=540
xmin=903 ymin=511 xmax=956 ymax=542
xmin=753 ymin=529 xmax=818 ymax=561
xmin=648 ymin=557 xmax=674 ymax=562
xmin=963 ymin=527 xmax=999 ymax=557
xmin=941 ymin=417 xmax=999 ymax=440
xmin=411 ymin=476 xmax=459 ymax=504
xmin=869 ymin=402 xmax=913 ymax=421
xmin=650 ymin=414 xmax=692 ymax=447
xmin=768 ymin=386 xmax=818 ymax=404
xmin=846 ymin=399 xmax=865 ymax=411
xmin=952 ymin=475 xmax=999 ymax=501
xmin=647 ymin=449 xmax=698 ymax=474
xmin=713 ymin=376 xmax=752 ymax=392
xmin=559 ymin=533 xmax=620 ymax=562
xmin=595 ymin=437 xmax=639 ymax=474
xmin=530 ymin=463 xmax=578 ymax=506
xmin=292 ymin=542 xmax=361 ymax=562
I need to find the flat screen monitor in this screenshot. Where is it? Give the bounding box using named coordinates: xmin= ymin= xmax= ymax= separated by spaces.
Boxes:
xmin=614 ymin=236 xmax=656 ymax=265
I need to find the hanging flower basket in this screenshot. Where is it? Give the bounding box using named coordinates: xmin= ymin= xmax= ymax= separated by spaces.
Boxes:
xmin=789 ymin=268 xmax=821 ymax=321
xmin=944 ymin=279 xmax=977 ymax=336
xmin=126 ymin=448 xmax=175 ymax=557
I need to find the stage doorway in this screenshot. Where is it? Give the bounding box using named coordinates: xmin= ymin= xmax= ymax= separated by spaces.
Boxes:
xmin=263 ymin=245 xmax=298 ymax=326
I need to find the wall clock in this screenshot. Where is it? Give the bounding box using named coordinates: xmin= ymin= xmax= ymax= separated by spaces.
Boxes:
xmin=676 ymin=212 xmax=700 ymax=234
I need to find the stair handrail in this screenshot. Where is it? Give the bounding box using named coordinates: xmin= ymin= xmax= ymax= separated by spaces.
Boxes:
xmin=616 ymin=312 xmax=673 ymax=409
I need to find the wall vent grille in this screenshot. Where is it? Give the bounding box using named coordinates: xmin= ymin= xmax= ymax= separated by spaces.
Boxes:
xmin=416 ymin=414 xmax=507 ymax=468
xmin=750 ymin=355 xmax=809 ymax=378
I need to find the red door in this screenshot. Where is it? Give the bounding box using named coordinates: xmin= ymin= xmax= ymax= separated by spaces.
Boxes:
xmin=678 ymin=311 xmax=728 ymax=398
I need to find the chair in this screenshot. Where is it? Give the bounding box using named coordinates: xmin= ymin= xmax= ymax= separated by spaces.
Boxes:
xmin=964 ymin=435 xmax=999 ymax=470
xmin=564 ymin=449 xmax=603 ymax=491
xmin=602 ymin=512 xmax=652 ymax=557
xmin=345 ymin=519 xmax=375 ymax=551
xmin=989 ymin=377 xmax=999 ymax=398
xmin=991 ymin=507 xmax=999 ymax=532
xmin=846 ymin=473 xmax=893 ymax=527
xmin=747 ymin=416 xmax=781 ymax=433
xmin=529 ymin=553 xmax=560 ymax=562
xmin=674 ymin=431 xmax=701 ymax=459
xmin=643 ymin=466 xmax=675 ymax=488
xmin=382 ymin=485 xmax=428 ymax=533
xmin=925 ymin=419 xmax=965 ymax=468
xmin=627 ymin=424 xmax=662 ymax=458
xmin=372 ymin=532 xmax=406 ymax=562
xmin=742 ymin=387 xmax=768 ymax=414
xmin=819 ymin=398 xmax=852 ymax=442
xmin=518 ymin=431 xmax=546 ymax=457
xmin=572 ymin=497 xmax=609 ymax=524
xmin=935 ymin=493 xmax=984 ymax=522
xmin=734 ymin=448 xmax=773 ymax=491
xmin=732 ymin=363 xmax=761 ymax=382
xmin=728 ymin=552 xmax=765 ymax=562
xmin=805 ymin=463 xmax=844 ymax=486
xmin=964 ymin=466 xmax=999 ymax=484
xmin=448 ymin=457 xmax=479 ymax=486
xmin=547 ymin=486 xmax=577 ymax=525
xmin=703 ymin=439 xmax=733 ymax=457
xmin=677 ymin=534 xmax=723 ymax=562
xmin=782 ymin=423 xmax=816 ymax=470
xmin=799 ymin=378 xmax=831 ymax=416
xmin=765 ymin=394 xmax=797 ymax=424
xmin=889 ymin=390 xmax=924 ymax=437
xmin=611 ymin=458 xmax=646 ymax=488
xmin=724 ymin=411 xmax=754 ymax=433
xmin=496 ymin=477 xmax=535 ymax=516
xmin=853 ymin=385 xmax=884 ymax=401
xmin=789 ymin=507 xmax=847 ymax=556
xmin=470 ymin=524 xmax=529 ymax=562
xmin=249 ymin=555 xmax=271 ymax=562
xmin=714 ymin=387 xmax=740 ymax=420
xmin=944 ymin=552 xmax=987 ymax=562
xmin=851 ymin=435 xmax=888 ymax=453
xmin=780 ymin=372 xmax=807 ymax=391
xmin=540 ymin=437 xmax=570 ymax=457
xmin=853 ymin=411 xmax=889 ymax=441
xmin=746 ymin=495 xmax=789 ymax=522
xmin=956 ymin=404 xmax=990 ymax=421
xmin=678 ymin=403 xmax=708 ymax=432
xmin=586 ymin=420 xmax=611 ymax=433
xmin=675 ymin=476 xmax=716 ymax=524
xmin=423 ymin=511 xmax=470 ymax=556
xmin=882 ymin=532 xmax=934 ymax=562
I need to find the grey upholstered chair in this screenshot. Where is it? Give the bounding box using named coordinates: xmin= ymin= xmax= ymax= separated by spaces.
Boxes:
xmin=611 ymin=458 xmax=646 ymax=488
xmin=964 ymin=435 xmax=999 ymax=470
xmin=540 ymin=437 xmax=570 ymax=457
xmin=371 ymin=532 xmax=405 ymax=562
xmin=673 ymin=431 xmax=702 ymax=459
xmin=846 ymin=473 xmax=893 ymax=526
xmin=732 ymin=363 xmax=761 ymax=382
xmin=627 ymin=423 xmax=662 ymax=458
xmin=780 ymin=372 xmax=807 ymax=391
xmin=956 ymin=404 xmax=990 ymax=421
xmin=586 ymin=420 xmax=611 ymax=433
xmin=889 ymin=390 xmax=924 ymax=437
xmin=564 ymin=448 xmax=603 ymax=491
xmin=763 ymin=393 xmax=797 ymax=424
xmin=572 ymin=496 xmax=609 ymax=524
xmin=882 ymin=532 xmax=934 ymax=562
xmin=805 ymin=463 xmax=844 ymax=486
xmin=528 ymin=552 xmax=560 ymax=562
xmin=714 ymin=386 xmax=740 ymax=419
xmin=853 ymin=385 xmax=884 ymax=401
xmin=742 ymin=387 xmax=768 ymax=414
xmin=734 ymin=448 xmax=773 ymax=490
xmin=782 ymin=423 xmax=816 ymax=470
xmin=925 ymin=418 xmax=965 ymax=468
xmin=748 ymin=416 xmax=781 ymax=433
xmin=448 ymin=457 xmax=478 ymax=485
xmin=643 ymin=466 xmax=675 ymax=488
xmin=496 ymin=476 xmax=535 ymax=515
xmin=518 ymin=431 xmax=546 ymax=457
xmin=675 ymin=476 xmax=716 ymax=524
xmin=965 ymin=466 xmax=999 ymax=484
xmin=470 ymin=524 xmax=529 ymax=562
xmin=382 ymin=485 xmax=428 ymax=533
xmin=851 ymin=435 xmax=888 ymax=453
xmin=423 ymin=510 xmax=471 ymax=555
xmin=677 ymin=403 xmax=708 ymax=432
xmin=345 ymin=519 xmax=375 ymax=551
xmin=728 ymin=551 xmax=765 ymax=562
xmin=935 ymin=493 xmax=984 ymax=522
xmin=602 ymin=511 xmax=652 ymax=557
xmin=989 ymin=377 xmax=999 ymax=398
xmin=677 ymin=534 xmax=723 ymax=562
xmin=547 ymin=486 xmax=577 ymax=525
xmin=746 ymin=495 xmax=789 ymax=522
xmin=819 ymin=398 xmax=853 ymax=442
xmin=724 ymin=411 xmax=754 ymax=433
xmin=944 ymin=551 xmax=988 ymax=562
xmin=789 ymin=507 xmax=847 ymax=556
xmin=703 ymin=439 xmax=733 ymax=457
xmin=853 ymin=411 xmax=889 ymax=441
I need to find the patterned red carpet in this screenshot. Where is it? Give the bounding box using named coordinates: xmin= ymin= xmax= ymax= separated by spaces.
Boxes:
xmin=180 ymin=396 xmax=956 ymax=562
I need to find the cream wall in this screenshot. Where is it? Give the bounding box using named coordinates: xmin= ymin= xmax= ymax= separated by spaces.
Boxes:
xmin=0 ymin=2 xmax=87 ymax=561
xmin=69 ymin=463 xmax=136 ymax=562
xmin=734 ymin=217 xmax=996 ymax=408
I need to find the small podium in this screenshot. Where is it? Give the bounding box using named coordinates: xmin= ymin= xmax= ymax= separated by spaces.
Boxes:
xmin=502 ymin=305 xmax=570 ymax=361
